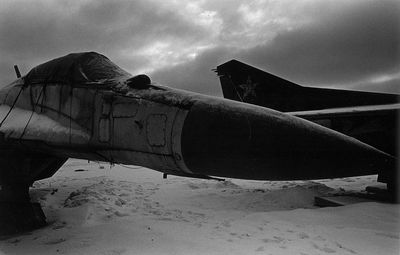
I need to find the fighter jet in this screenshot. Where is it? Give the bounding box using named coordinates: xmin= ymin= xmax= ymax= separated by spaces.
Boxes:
xmin=216 ymin=60 xmax=399 ymax=183
xmin=0 ymin=52 xmax=394 ymax=234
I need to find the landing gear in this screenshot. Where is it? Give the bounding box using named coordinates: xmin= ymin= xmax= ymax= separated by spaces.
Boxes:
xmin=386 ymin=181 xmax=398 ymax=202
xmin=376 ymin=158 xmax=398 ymax=202
xmin=0 ymin=183 xmax=46 ymax=236
xmin=0 ymin=151 xmax=67 ymax=236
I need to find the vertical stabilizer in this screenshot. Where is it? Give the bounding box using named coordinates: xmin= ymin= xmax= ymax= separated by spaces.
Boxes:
xmin=216 ymin=60 xmax=400 ymax=112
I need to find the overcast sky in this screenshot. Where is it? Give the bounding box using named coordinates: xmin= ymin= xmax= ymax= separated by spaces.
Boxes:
xmin=0 ymin=0 xmax=398 ymax=96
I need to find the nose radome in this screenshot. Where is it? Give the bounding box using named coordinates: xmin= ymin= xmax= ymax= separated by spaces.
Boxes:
xmin=180 ymin=97 xmax=391 ymax=180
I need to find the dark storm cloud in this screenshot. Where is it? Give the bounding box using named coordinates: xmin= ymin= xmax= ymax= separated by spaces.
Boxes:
xmin=0 ymin=0 xmax=208 ymax=86
xmin=0 ymin=0 xmax=398 ymax=96
xmin=152 ymin=0 xmax=399 ymax=95
xmin=77 ymin=1 xmax=207 ymax=49
xmin=237 ymin=0 xmax=399 ymax=87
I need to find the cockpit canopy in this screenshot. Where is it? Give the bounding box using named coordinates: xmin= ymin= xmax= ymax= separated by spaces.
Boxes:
xmin=24 ymin=52 xmax=131 ymax=85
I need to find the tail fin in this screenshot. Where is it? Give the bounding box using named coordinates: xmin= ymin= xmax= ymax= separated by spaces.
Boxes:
xmin=216 ymin=60 xmax=400 ymax=112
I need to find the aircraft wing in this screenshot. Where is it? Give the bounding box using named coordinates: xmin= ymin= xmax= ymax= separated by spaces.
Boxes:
xmin=0 ymin=86 xmax=87 ymax=186
xmin=288 ymin=103 xmax=400 ymax=118
xmin=287 ymin=104 xmax=399 ymax=157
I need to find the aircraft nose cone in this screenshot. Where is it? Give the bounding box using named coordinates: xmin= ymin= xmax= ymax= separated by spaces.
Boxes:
xmin=181 ymin=98 xmax=391 ymax=180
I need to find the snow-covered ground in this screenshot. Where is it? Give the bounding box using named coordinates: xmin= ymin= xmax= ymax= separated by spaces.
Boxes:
xmin=0 ymin=159 xmax=399 ymax=255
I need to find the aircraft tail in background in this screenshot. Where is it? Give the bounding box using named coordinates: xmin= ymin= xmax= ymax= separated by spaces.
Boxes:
xmin=215 ymin=59 xmax=400 ymax=112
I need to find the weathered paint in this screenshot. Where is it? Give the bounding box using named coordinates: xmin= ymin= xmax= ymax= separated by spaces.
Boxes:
xmin=0 ymin=52 xmax=393 ymax=185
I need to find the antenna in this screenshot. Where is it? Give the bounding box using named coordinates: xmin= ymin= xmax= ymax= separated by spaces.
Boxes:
xmin=14 ymin=65 xmax=21 ymax=78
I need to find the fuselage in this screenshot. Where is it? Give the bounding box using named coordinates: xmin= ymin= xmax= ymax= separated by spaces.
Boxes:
xmin=0 ymin=52 xmax=393 ymax=182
